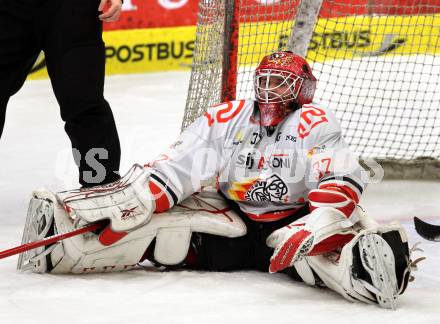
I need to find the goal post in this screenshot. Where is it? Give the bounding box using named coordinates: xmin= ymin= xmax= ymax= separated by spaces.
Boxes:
xmin=222 ymin=0 xmax=240 ymax=102
xmin=183 ymin=0 xmax=440 ymax=179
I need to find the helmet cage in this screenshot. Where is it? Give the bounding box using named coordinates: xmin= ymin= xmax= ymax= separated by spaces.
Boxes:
xmin=255 ymin=69 xmax=304 ymax=104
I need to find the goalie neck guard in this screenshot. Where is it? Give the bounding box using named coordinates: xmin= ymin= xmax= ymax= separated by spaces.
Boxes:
xmin=254 ymin=51 xmax=317 ymax=126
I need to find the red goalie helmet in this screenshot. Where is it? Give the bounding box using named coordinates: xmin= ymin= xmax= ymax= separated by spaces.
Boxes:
xmin=254 ymin=51 xmax=317 ymax=126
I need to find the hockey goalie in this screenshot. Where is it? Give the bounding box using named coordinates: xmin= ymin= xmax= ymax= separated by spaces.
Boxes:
xmin=18 ymin=51 xmax=416 ymax=310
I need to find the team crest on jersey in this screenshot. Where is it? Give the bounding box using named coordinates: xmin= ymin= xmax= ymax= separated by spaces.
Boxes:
xmin=228 ymin=175 xmax=289 ymax=202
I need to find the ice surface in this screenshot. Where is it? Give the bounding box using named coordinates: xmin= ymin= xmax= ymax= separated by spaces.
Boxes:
xmin=0 ymin=72 xmax=439 ymax=323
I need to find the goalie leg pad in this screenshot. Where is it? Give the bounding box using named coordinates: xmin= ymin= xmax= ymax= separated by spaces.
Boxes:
xmin=356 ymin=233 xmax=399 ymax=309
xmin=300 ymin=223 xmax=411 ymax=309
xmin=17 ymin=190 xmax=57 ymax=272
xmin=19 ymin=190 xmax=247 ymax=274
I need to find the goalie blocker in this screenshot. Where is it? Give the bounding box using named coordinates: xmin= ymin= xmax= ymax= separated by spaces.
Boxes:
xmin=17 ymin=180 xmax=247 ymax=273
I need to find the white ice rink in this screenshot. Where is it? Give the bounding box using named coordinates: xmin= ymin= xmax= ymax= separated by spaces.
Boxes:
xmin=0 ymin=72 xmax=439 ymax=323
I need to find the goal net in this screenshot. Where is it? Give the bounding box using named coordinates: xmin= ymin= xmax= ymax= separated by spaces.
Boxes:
xmin=183 ymin=0 xmax=440 ymax=178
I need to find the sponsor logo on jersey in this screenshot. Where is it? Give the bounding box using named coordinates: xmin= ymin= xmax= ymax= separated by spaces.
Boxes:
xmin=307 ymin=144 xmax=327 ymax=158
xmin=228 ymin=174 xmax=289 ymax=202
xmin=285 ymin=134 xmax=297 ymax=142
xmin=236 ymin=152 xmax=292 ymax=170
xmin=246 ymin=174 xmax=288 ymax=202
xmin=228 ymin=178 xmax=259 ymax=201
xmin=235 ymin=152 xmax=256 ymax=169
xmin=275 ymin=132 xmax=297 ymax=143
xmin=232 ymin=130 xmax=245 ymax=145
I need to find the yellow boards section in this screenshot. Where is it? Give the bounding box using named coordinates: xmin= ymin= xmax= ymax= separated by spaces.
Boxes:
xmin=28 ymin=26 xmax=197 ymax=80
xmin=28 ymin=52 xmax=48 ymax=80
xmin=307 ymin=14 xmax=440 ymax=62
xmin=102 ymin=26 xmax=196 ymax=75
xmin=27 ymin=15 xmax=440 ymax=80
xmin=239 ymin=14 xmax=440 ymax=64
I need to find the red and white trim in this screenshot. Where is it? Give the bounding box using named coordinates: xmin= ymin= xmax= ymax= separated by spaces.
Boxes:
xmin=318 ymin=176 xmax=364 ymax=203
xmin=308 ymin=189 xmax=356 ymax=220
xmin=245 ymin=207 xmax=302 ymax=222
xmin=148 ymin=173 xmax=179 ymax=213
xmin=148 ymin=178 xmax=175 ymax=213
xmin=99 ymin=227 xmax=128 ymax=246
xmin=308 ymin=233 xmax=355 ymax=256
xmin=269 ymin=228 xmax=313 ymax=273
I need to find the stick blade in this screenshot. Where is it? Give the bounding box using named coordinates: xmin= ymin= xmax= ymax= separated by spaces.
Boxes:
xmin=414 ymin=217 xmax=440 ymax=242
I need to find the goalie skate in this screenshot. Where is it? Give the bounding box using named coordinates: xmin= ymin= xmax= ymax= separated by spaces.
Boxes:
xmin=356 ymin=233 xmax=399 ymax=309
xmin=17 ymin=191 xmax=59 ymax=272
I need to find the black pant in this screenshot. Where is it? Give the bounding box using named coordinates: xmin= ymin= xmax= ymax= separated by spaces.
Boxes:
xmin=0 ymin=0 xmax=121 ymax=187
xmin=193 ymin=201 xmax=310 ymax=274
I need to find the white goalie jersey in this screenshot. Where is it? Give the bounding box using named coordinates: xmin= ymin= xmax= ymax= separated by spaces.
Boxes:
xmin=147 ymin=100 xmax=366 ymax=221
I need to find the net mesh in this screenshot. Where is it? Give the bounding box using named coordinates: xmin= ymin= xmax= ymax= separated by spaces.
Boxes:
xmin=183 ymin=0 xmax=440 ymax=165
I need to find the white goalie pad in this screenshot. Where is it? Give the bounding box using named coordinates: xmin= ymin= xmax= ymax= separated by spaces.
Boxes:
xmin=17 ymin=190 xmax=58 ymax=272
xmin=56 ymin=164 xmax=155 ymax=232
xmin=296 ymin=221 xmax=410 ymax=310
xmin=19 ymin=189 xmax=247 ymax=274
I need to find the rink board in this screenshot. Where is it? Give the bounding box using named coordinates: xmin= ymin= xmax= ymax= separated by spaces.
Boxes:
xmin=28 ymin=14 xmax=440 ymax=80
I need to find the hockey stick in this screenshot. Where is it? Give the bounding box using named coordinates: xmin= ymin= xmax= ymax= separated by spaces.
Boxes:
xmin=414 ymin=217 xmax=440 ymax=242
xmin=0 ymin=221 xmax=106 ymax=260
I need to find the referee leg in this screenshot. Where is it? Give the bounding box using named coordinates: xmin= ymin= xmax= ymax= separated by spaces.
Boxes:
xmin=42 ymin=0 xmax=121 ymax=187
xmin=0 ymin=4 xmax=40 ymax=138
